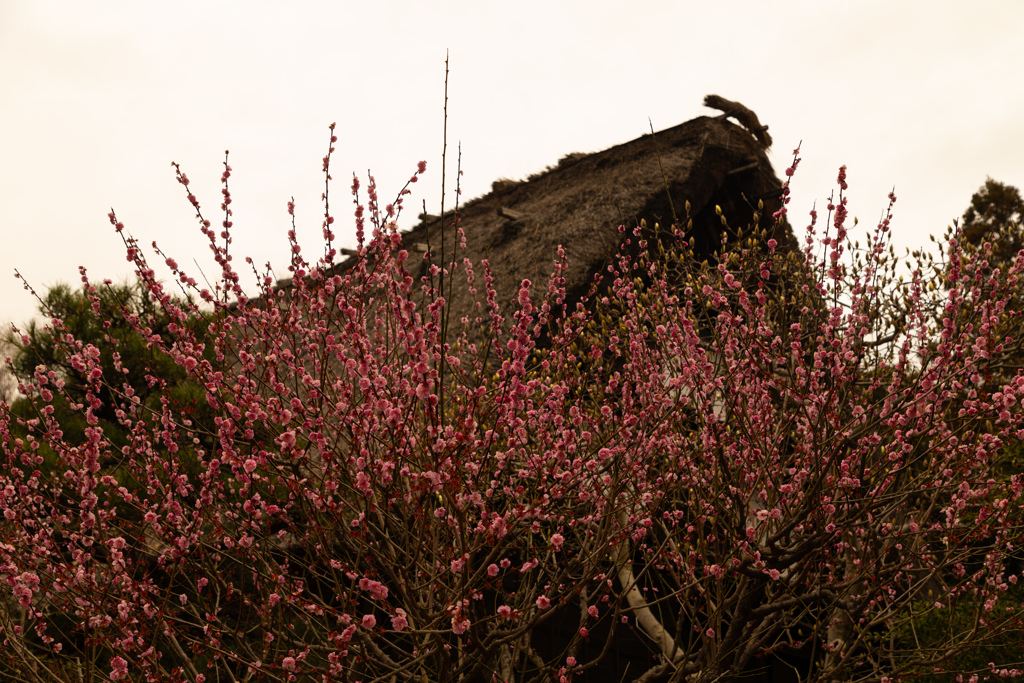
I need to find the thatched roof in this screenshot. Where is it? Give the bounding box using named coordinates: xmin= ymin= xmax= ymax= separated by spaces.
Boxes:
xmin=375 ymin=104 xmax=792 ymax=319
xmin=271 ymin=100 xmax=796 ymax=333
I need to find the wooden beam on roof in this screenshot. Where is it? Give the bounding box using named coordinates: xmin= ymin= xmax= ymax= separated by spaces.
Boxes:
xmin=498 ymin=207 xmax=525 ymax=221
xmin=726 ymin=160 xmax=759 ymax=176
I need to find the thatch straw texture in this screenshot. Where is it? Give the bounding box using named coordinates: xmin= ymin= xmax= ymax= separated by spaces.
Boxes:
xmin=382 ymin=112 xmax=795 ymax=327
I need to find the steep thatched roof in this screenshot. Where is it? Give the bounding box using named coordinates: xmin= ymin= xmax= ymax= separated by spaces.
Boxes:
xmin=268 ymin=102 xmax=796 ymax=335
xmin=368 ymin=106 xmax=792 ymax=321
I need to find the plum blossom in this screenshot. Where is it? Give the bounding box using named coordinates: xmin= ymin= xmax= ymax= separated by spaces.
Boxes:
xmin=359 ymin=578 xmax=389 ymax=600
xmin=109 ymin=657 xmax=129 ymax=681
xmin=451 ymin=612 xmax=470 ymax=635
xmin=277 ymin=430 xmax=297 ymax=449
xmin=391 ymin=608 xmax=409 ymax=632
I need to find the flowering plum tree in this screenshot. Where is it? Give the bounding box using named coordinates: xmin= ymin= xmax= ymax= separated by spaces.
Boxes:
xmin=2 ymin=133 xmax=1024 ymax=683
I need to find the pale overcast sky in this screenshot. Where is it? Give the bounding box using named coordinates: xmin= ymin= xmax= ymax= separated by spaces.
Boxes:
xmin=2 ymin=1 xmax=1022 ymax=330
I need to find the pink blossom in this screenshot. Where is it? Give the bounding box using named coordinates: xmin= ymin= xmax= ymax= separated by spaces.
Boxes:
xmin=109 ymin=656 xmax=128 ymax=681
xmin=451 ymin=613 xmax=470 ymax=634
xmin=361 ymin=614 xmax=376 ymax=629
xmin=359 ymin=578 xmax=388 ymax=600
xmin=391 ymin=608 xmax=408 ymax=632
xmin=356 ymin=470 xmax=371 ymax=495
xmin=278 ymin=430 xmax=297 ymax=449
xmin=536 ymin=595 xmax=551 ymax=610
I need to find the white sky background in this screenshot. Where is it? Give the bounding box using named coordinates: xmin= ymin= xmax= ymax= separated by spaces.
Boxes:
xmin=1 ymin=0 xmax=1023 ymax=330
